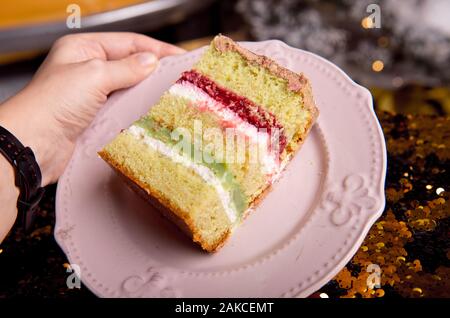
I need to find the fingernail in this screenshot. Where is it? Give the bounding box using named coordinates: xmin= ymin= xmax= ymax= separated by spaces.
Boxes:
xmin=137 ymin=52 xmax=158 ymax=67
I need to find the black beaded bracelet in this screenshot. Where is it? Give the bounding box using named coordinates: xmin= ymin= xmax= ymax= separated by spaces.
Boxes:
xmin=0 ymin=125 xmax=45 ymax=232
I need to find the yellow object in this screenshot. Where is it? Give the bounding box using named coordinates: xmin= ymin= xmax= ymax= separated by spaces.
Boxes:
xmin=150 ymin=93 xmax=268 ymax=202
xmin=372 ymin=60 xmax=384 ymax=72
xmin=0 ymin=0 xmax=146 ymax=28
xmin=195 ymin=45 xmax=312 ymax=149
xmin=361 ymin=17 xmax=374 ymax=29
xmin=102 ymin=131 xmax=233 ymax=249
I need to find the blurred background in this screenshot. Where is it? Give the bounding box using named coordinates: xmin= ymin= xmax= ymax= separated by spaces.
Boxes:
xmin=0 ymin=0 xmax=449 ymax=114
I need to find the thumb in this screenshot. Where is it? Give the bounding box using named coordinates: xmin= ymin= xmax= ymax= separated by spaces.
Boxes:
xmin=95 ymin=52 xmax=158 ymax=93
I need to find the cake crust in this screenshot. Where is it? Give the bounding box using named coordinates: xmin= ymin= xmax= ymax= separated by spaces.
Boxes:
xmin=99 ymin=35 xmax=319 ymax=253
xmin=99 ymin=146 xmax=278 ymax=252
xmin=98 ymin=148 xmax=231 ymax=252
xmin=98 ymin=108 xmax=314 ymax=253
xmin=213 ymin=35 xmax=307 ymax=92
xmin=213 ymin=34 xmax=319 ymax=154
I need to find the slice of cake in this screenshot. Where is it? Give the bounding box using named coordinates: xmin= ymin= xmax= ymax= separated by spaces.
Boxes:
xmin=99 ymin=35 xmax=318 ymax=252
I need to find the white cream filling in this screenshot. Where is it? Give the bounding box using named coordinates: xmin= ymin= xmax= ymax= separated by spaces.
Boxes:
xmin=127 ymin=125 xmax=237 ymax=223
xmin=169 ymin=81 xmax=280 ymax=175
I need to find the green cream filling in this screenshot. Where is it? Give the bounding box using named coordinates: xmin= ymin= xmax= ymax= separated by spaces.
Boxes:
xmin=135 ymin=116 xmax=248 ymax=218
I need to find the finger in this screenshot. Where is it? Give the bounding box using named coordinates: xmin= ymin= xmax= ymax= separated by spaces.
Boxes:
xmin=85 ymin=52 xmax=159 ymax=93
xmin=85 ymin=32 xmax=186 ymax=59
xmin=55 ymin=32 xmax=185 ymax=61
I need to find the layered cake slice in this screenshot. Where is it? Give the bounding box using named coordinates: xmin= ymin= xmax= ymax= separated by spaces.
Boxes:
xmin=99 ymin=35 xmax=318 ymax=252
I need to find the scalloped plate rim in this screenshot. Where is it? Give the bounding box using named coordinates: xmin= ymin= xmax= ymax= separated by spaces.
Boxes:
xmin=55 ymin=39 xmax=387 ymax=298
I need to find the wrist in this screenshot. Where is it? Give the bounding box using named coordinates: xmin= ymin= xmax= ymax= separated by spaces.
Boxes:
xmin=0 ymin=91 xmax=56 ymax=186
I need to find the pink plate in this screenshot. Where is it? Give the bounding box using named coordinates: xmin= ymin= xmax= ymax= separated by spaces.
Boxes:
xmin=55 ymin=40 xmax=387 ymax=298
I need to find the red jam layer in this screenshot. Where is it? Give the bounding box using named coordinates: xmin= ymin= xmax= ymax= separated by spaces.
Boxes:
xmin=177 ymin=70 xmax=287 ymax=154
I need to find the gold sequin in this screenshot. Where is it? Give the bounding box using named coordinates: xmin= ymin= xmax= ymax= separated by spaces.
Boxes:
xmin=325 ymin=111 xmax=450 ymax=298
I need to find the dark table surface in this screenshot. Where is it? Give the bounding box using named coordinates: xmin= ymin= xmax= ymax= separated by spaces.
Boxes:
xmin=0 ymin=92 xmax=449 ymax=298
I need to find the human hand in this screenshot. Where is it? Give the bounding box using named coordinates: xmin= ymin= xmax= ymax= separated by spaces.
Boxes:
xmin=0 ymin=32 xmax=185 ymax=186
